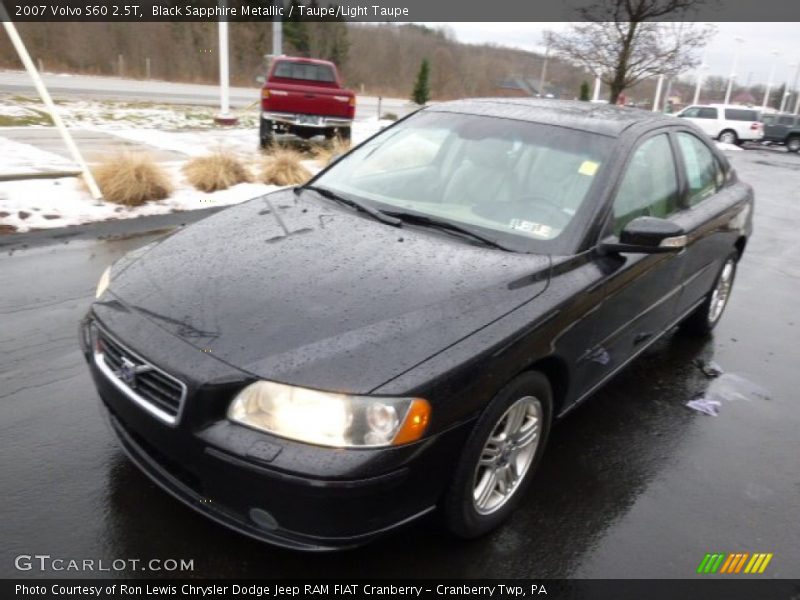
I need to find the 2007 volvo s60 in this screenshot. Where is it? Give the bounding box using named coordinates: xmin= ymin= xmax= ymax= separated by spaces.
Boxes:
xmin=81 ymin=99 xmax=753 ymax=550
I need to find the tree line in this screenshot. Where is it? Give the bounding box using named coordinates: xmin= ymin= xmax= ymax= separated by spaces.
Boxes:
xmin=0 ymin=22 xmax=591 ymax=100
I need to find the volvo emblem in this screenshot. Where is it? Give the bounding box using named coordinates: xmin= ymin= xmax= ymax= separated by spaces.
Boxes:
xmin=117 ymin=356 xmax=152 ymax=388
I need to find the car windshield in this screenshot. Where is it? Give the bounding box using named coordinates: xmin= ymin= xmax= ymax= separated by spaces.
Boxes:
xmin=314 ymin=111 xmax=610 ymax=253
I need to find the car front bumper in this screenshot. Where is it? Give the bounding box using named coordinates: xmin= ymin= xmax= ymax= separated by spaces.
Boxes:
xmin=80 ymin=312 xmax=472 ymax=551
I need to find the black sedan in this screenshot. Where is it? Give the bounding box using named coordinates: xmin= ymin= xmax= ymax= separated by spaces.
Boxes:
xmin=80 ymin=99 xmax=753 ymax=550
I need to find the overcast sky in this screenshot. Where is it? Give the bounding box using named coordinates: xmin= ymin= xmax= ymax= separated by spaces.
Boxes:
xmin=423 ymin=22 xmax=800 ymax=88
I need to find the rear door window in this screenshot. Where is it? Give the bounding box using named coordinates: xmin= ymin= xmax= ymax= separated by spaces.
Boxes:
xmin=724 ymin=109 xmax=758 ymax=121
xmin=677 ymin=132 xmax=723 ymax=206
xmin=778 ymin=116 xmax=796 ymax=126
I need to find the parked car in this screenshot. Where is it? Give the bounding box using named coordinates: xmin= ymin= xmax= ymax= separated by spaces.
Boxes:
xmin=761 ymin=113 xmax=800 ymax=152
xmin=259 ymin=56 xmax=355 ymax=147
xmin=675 ymin=103 xmax=763 ymax=145
xmin=81 ymin=99 xmax=753 ymax=550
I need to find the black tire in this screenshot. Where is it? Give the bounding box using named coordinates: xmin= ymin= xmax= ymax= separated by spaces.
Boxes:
xmin=338 ymin=127 xmax=352 ymax=142
xmin=442 ymin=371 xmax=553 ymax=539
xmin=718 ymin=130 xmax=738 ymax=145
xmin=786 ymin=136 xmax=800 ymax=153
xmin=259 ymin=119 xmax=274 ymax=149
xmin=680 ymin=252 xmax=738 ymax=337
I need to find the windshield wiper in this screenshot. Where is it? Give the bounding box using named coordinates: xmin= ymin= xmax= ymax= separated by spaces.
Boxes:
xmin=301 ymin=185 xmax=401 ymax=227
xmin=383 ymin=210 xmax=513 ymax=251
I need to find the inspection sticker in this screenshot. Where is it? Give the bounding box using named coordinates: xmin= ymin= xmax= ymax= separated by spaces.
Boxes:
xmin=578 ymin=160 xmax=600 ymax=176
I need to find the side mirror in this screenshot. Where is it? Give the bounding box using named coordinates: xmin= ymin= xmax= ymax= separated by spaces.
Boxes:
xmin=601 ymin=216 xmax=687 ymax=254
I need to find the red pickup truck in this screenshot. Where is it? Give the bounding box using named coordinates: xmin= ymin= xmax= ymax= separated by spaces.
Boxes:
xmin=260 ymin=56 xmax=356 ymax=147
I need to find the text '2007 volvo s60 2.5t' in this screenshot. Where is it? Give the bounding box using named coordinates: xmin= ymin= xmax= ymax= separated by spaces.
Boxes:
xmin=80 ymin=99 xmax=753 ymax=550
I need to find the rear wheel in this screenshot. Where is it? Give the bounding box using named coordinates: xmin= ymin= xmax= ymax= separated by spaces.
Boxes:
xmin=259 ymin=119 xmax=274 ymax=149
xmin=680 ymin=252 xmax=738 ymax=336
xmin=787 ymin=135 xmax=800 ymax=153
xmin=442 ymin=371 xmax=552 ymax=538
xmin=718 ymin=130 xmax=738 ymax=145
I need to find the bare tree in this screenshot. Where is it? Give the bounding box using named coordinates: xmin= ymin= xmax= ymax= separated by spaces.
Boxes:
xmin=546 ymin=0 xmax=714 ymax=104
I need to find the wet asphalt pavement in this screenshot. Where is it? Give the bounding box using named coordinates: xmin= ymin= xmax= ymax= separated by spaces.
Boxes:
xmin=1 ymin=147 xmax=799 ymax=579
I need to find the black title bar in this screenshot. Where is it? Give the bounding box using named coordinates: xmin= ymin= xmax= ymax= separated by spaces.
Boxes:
xmin=5 ymin=579 xmax=800 ymax=600
xmin=2 ymin=0 xmax=800 ymax=22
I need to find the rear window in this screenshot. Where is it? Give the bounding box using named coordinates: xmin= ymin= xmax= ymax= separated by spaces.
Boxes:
xmin=273 ymin=61 xmax=336 ymax=83
xmin=725 ymin=109 xmax=759 ymax=122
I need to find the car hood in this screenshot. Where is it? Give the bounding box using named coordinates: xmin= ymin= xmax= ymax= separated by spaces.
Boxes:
xmin=108 ymin=189 xmax=550 ymax=393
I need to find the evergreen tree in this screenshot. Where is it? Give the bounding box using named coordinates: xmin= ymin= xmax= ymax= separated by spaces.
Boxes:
xmin=579 ymin=80 xmax=590 ymax=101
xmin=412 ymin=58 xmax=430 ymax=105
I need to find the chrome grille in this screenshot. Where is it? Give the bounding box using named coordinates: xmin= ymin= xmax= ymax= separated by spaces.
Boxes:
xmin=94 ymin=327 xmax=186 ymax=425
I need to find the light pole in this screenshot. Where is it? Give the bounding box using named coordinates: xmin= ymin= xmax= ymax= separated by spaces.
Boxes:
xmin=693 ymin=60 xmax=708 ymax=105
xmin=214 ymin=0 xmax=237 ymax=125
xmin=653 ymin=74 xmax=665 ymax=112
xmin=762 ymin=50 xmax=780 ymax=110
xmin=789 ymin=61 xmax=800 ymax=115
xmin=779 ymin=63 xmax=796 ymax=113
xmin=538 ymin=42 xmax=550 ymax=98
xmin=724 ymin=36 xmax=745 ymax=105
xmin=272 ymin=0 xmax=282 ymax=57
xmin=592 ymin=73 xmax=602 ymax=102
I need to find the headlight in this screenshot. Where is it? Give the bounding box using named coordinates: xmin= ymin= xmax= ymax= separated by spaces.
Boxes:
xmin=227 ymin=381 xmax=430 ymax=448
xmin=95 ymin=266 xmax=111 ymax=299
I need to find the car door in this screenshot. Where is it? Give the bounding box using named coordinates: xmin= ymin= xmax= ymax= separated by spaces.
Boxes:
xmin=761 ymin=114 xmax=780 ymax=141
xmin=670 ymin=130 xmax=743 ymax=317
xmin=776 ymin=115 xmax=796 ymax=142
xmin=580 ymin=132 xmax=685 ymax=390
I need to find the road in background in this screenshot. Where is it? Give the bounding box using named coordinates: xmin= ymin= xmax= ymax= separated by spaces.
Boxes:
xmin=0 ymin=149 xmax=798 ymax=578
xmin=0 ymin=70 xmax=411 ymax=119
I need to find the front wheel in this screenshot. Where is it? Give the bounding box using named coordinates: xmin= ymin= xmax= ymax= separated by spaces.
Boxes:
xmin=680 ymin=253 xmax=738 ymax=336
xmin=442 ymin=371 xmax=552 ymax=538
xmin=786 ymin=136 xmax=800 ymax=153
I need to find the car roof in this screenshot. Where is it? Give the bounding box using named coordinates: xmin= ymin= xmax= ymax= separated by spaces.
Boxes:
xmin=427 ymin=98 xmax=674 ymax=137
xmin=272 ymin=56 xmax=334 ymax=67
xmin=700 ymin=104 xmax=759 ymax=109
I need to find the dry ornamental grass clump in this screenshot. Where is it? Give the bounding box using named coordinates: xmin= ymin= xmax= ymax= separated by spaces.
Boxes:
xmin=260 ymin=145 xmax=312 ymax=186
xmin=91 ymin=152 xmax=173 ymax=206
xmin=183 ymin=152 xmax=252 ymax=192
xmin=311 ymin=136 xmax=351 ymax=166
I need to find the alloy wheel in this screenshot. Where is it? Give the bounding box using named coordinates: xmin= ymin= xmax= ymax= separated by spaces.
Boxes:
xmin=472 ymin=395 xmax=542 ymax=515
xmin=708 ymin=258 xmax=735 ymax=325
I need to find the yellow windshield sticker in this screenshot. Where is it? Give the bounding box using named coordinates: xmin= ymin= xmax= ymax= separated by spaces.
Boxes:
xmin=579 ymin=160 xmax=600 ymax=176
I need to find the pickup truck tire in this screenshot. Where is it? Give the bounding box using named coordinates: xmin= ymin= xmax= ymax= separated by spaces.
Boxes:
xmin=259 ymin=119 xmax=274 ymax=149
xmin=787 ymin=136 xmax=800 ymax=153
xmin=324 ymin=127 xmax=351 ymax=141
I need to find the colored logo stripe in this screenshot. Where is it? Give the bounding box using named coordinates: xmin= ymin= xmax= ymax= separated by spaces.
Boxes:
xmin=698 ymin=552 xmax=773 ymax=574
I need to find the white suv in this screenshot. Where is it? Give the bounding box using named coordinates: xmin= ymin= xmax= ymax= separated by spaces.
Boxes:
xmin=676 ymin=104 xmax=763 ymax=145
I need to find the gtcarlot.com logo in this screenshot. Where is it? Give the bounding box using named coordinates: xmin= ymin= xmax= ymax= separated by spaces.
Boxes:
xmin=14 ymin=554 xmax=194 ymax=573
xmin=697 ymin=552 xmax=774 ymax=574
